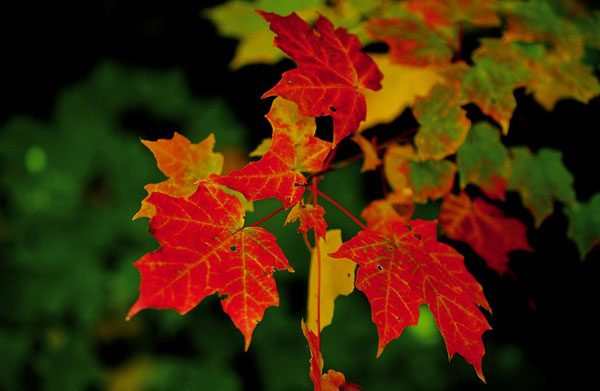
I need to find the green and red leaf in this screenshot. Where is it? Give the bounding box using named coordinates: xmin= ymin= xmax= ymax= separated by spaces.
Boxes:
xmin=457 ymin=122 xmax=511 ymax=200
xmin=134 ymin=132 xmax=223 ymax=219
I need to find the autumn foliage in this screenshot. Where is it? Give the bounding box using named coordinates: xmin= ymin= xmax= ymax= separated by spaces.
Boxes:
xmin=129 ymin=2 xmax=600 ymax=389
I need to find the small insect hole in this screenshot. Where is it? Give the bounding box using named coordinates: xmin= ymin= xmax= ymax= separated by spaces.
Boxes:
xmin=377 ymin=265 xmax=383 ymax=271
xmin=329 ymin=106 xmax=336 ymax=112
xmin=230 ymin=245 xmax=237 ymax=252
xmin=413 ymin=233 xmax=422 ymax=240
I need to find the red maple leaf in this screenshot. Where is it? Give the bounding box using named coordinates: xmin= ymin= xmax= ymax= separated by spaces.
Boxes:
xmin=439 ymin=192 xmax=533 ymax=275
xmin=128 ymin=182 xmax=293 ymax=349
xmin=259 ymin=11 xmax=383 ymax=146
xmin=331 ymin=219 xmax=491 ymax=381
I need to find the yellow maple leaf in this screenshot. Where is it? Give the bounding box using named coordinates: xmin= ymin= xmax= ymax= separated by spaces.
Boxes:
xmin=359 ymin=54 xmax=443 ymax=131
xmin=307 ymin=229 xmax=356 ymax=332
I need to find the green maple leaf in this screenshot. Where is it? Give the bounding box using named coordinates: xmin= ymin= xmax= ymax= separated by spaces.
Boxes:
xmin=508 ymin=147 xmax=576 ymax=226
xmin=457 ymin=122 xmax=511 ymax=200
xmin=461 ymin=40 xmax=532 ymax=133
xmin=566 ymin=194 xmax=600 ymax=259
xmin=414 ymin=83 xmax=470 ymax=160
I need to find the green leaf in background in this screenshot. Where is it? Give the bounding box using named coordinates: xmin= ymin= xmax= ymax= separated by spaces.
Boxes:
xmin=414 ymin=83 xmax=470 ymax=160
xmin=0 ymin=61 xmax=248 ymax=390
xmin=461 ymin=40 xmax=532 ymax=133
xmin=566 ymin=194 xmax=600 ymax=259
xmin=508 ymin=147 xmax=576 ymax=227
xmin=457 ymin=122 xmax=511 ymax=200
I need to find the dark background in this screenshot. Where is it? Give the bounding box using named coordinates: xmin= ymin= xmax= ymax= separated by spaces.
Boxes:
xmin=2 ymin=1 xmax=599 ymax=390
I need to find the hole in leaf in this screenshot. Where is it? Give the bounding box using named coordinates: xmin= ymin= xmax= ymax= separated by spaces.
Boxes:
xmin=413 ymin=233 xmax=422 ymax=240
xmin=363 ymin=42 xmax=389 ymax=54
xmin=230 ymin=245 xmax=237 ymax=252
xmin=377 ymin=265 xmax=383 ymax=271
xmin=315 ymin=116 xmax=333 ymax=142
xmin=329 ymin=106 xmax=336 ymax=112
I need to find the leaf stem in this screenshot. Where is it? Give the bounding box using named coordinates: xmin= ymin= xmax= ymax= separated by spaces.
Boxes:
xmin=309 ymin=186 xmax=368 ymax=231
xmin=311 ymin=177 xmax=322 ymax=341
xmin=247 ymin=205 xmax=285 ymax=228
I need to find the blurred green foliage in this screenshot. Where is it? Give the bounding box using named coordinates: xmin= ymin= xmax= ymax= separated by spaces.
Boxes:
xmin=0 ymin=62 xmax=534 ymax=390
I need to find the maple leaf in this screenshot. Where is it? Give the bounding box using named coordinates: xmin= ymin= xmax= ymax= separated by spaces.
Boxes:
xmin=358 ymin=54 xmax=443 ymax=131
xmin=128 ymin=182 xmax=293 ymax=350
xmin=518 ymin=44 xmax=600 ymax=111
xmin=366 ymin=16 xmax=456 ymax=67
xmin=414 ymin=83 xmax=470 ymax=160
xmin=404 ymin=0 xmax=500 ymax=28
xmin=384 ymin=144 xmax=457 ymax=203
xmin=306 ymin=230 xmax=356 ymax=332
xmin=461 ymin=39 xmax=532 ymax=133
xmin=133 ymin=132 xmax=223 ymax=219
xmin=331 ymin=219 xmax=491 ymax=381
xmin=439 ymin=192 xmax=532 ymax=275
xmin=457 ymin=122 xmax=511 ymax=200
xmin=508 ymin=147 xmax=576 ymax=227
xmin=566 ymin=194 xmax=600 ymax=259
xmin=213 ymin=98 xmax=330 ymax=208
xmin=500 ymin=0 xmax=584 ymax=59
xmin=285 ymin=201 xmax=327 ymax=239
xmin=259 ymin=11 xmax=383 ymax=146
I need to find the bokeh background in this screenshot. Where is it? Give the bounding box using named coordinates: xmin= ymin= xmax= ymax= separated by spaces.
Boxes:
xmin=2 ymin=1 xmax=599 ymax=390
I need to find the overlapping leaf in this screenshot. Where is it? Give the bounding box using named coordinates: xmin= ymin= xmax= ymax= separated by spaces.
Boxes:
xmin=517 ymin=44 xmax=600 ymax=110
xmin=366 ymin=16 xmax=456 ymax=67
xmin=133 ymin=133 xmax=223 ymax=219
xmin=384 ymin=144 xmax=457 ymax=203
xmin=457 ymin=122 xmax=511 ymax=200
xmin=500 ymin=0 xmax=584 ymax=58
xmin=214 ymin=98 xmax=330 ymax=208
xmin=358 ymin=54 xmax=443 ymax=131
xmin=128 ymin=182 xmax=293 ymax=349
xmin=414 ymin=83 xmax=470 ymax=160
xmin=331 ymin=219 xmax=491 ymax=380
xmin=260 ymin=11 xmax=383 ymax=146
xmin=461 ymin=40 xmax=532 ymax=133
xmin=404 ymin=0 xmax=500 ymax=28
xmin=440 ymin=192 xmax=532 ymax=275
xmin=508 ymin=147 xmax=576 ymax=226
xmin=362 ymin=189 xmax=415 ymax=232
